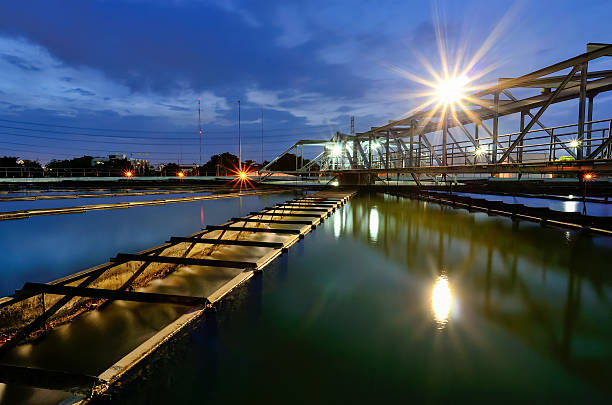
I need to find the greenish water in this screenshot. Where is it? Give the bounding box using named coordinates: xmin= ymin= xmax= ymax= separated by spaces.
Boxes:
xmin=105 ymin=193 xmax=612 ymax=404
xmin=1 ymin=192 xmax=611 ymax=404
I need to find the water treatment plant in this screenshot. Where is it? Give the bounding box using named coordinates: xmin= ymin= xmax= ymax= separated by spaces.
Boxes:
xmin=1 ymin=1 xmax=612 ymax=404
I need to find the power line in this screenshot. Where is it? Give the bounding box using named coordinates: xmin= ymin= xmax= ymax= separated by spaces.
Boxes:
xmin=0 ymin=117 xmax=341 ymax=136
xmin=0 ymin=131 xmax=328 ymax=146
xmin=0 ymin=123 xmax=337 ymax=141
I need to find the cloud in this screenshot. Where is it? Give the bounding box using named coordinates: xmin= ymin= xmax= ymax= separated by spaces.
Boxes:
xmin=207 ymin=0 xmax=261 ymax=28
xmin=0 ymin=36 xmax=230 ymax=123
xmin=1 ymin=53 xmax=41 ymax=71
xmin=246 ymin=88 xmax=406 ymax=127
xmin=69 ymin=88 xmax=96 ymax=97
xmin=274 ymin=5 xmax=313 ymax=48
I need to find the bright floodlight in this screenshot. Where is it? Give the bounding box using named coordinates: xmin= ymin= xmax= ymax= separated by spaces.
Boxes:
xmin=239 ymin=171 xmax=247 ymax=180
xmin=331 ymin=144 xmax=342 ymax=157
xmin=436 ymin=75 xmax=469 ymax=104
xmin=569 ymin=139 xmax=580 ymax=148
xmin=474 ymin=147 xmax=485 ymax=156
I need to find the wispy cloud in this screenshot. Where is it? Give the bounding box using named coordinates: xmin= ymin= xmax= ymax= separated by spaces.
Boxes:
xmin=0 ymin=36 xmax=230 ymax=123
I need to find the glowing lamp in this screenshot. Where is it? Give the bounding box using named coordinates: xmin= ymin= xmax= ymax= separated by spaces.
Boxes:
xmin=124 ymin=171 xmax=133 ymax=178
xmin=331 ymin=144 xmax=342 ymax=157
xmin=474 ymin=147 xmax=485 ymax=156
xmin=239 ymin=171 xmax=247 ymax=180
xmin=177 ymin=171 xmax=185 ymax=178
xmin=569 ymin=139 xmax=580 ymax=148
xmin=436 ymin=75 xmax=469 ymax=104
xmin=583 ymin=173 xmax=594 ymax=181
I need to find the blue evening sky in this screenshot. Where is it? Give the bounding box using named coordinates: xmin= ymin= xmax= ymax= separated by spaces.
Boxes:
xmin=0 ymin=0 xmax=611 ymax=164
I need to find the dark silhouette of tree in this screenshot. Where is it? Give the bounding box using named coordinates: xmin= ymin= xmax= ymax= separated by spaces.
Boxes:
xmin=161 ymin=163 xmax=180 ymax=176
xmin=0 ymin=156 xmax=43 ymax=177
xmin=0 ymin=156 xmax=19 ymax=167
xmin=47 ymin=156 xmax=94 ymax=169
xmin=202 ymin=153 xmax=239 ymax=175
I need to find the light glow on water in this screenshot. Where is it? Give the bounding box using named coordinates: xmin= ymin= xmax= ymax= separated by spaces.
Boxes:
xmin=334 ymin=211 xmax=341 ymax=239
xmin=562 ymin=201 xmax=579 ymax=212
xmin=369 ymin=208 xmax=379 ymax=242
xmin=432 ymin=275 xmax=452 ymax=329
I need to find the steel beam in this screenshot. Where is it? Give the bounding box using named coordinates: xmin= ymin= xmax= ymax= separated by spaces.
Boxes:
xmin=577 ymin=62 xmax=588 ymax=159
xmin=18 ymin=282 xmax=209 ymax=306
xmin=232 ymin=217 xmax=312 ymax=225
xmin=253 ymin=211 xmax=322 ymax=218
xmin=498 ymin=65 xmax=580 ymax=163
xmin=503 ymin=89 xmax=576 ymax=158
xmin=168 ymin=236 xmax=284 ymax=249
xmin=0 ymin=364 xmax=98 ymax=396
xmin=111 ymin=253 xmax=257 ymax=269
xmin=270 ymin=206 xmax=329 ymax=212
xmin=205 ymin=225 xmax=301 ymax=235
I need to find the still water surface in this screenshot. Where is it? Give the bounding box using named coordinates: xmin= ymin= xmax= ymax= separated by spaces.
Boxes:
xmin=1 ymin=193 xmax=611 ymax=403
xmin=0 ymin=192 xmax=295 ymax=296
xmin=111 ymin=193 xmax=612 ymax=403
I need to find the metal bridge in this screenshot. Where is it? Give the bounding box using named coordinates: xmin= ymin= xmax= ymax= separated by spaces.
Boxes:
xmin=262 ymin=43 xmax=612 ymax=184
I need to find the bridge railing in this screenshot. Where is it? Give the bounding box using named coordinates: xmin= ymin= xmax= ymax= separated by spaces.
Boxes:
xmin=330 ymin=118 xmax=612 ymax=172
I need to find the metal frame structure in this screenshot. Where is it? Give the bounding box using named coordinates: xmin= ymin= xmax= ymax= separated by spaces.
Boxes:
xmin=262 ymin=43 xmax=612 ymax=180
xmin=0 ymin=193 xmax=355 ymax=397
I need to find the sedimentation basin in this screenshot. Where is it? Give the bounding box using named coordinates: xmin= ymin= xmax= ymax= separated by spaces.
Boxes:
xmin=0 ymin=190 xmax=611 ymax=403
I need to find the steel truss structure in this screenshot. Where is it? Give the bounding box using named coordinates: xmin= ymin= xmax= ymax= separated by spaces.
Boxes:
xmin=262 ymin=43 xmax=612 ymax=180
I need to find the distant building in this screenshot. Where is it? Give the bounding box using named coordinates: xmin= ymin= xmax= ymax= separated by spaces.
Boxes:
xmin=91 ymin=156 xmax=107 ymax=166
xmin=130 ymin=158 xmax=151 ymax=174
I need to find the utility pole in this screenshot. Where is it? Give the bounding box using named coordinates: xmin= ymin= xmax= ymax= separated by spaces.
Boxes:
xmin=238 ymin=100 xmax=241 ymax=171
xmin=261 ymin=108 xmax=264 ymax=164
xmin=350 ymin=116 xmax=355 ymax=135
xmin=198 ymin=97 xmax=202 ymax=169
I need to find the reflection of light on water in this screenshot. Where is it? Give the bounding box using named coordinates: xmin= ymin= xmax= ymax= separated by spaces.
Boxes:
xmin=432 ymin=275 xmax=452 ymax=329
xmin=562 ymin=201 xmax=579 ymax=212
xmin=369 ymin=208 xmax=379 ymax=242
xmin=334 ymin=211 xmax=341 ymax=239
xmin=16 ymin=343 xmax=33 ymax=356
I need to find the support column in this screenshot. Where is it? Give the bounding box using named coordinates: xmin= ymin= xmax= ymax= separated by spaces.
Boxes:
xmin=418 ymin=129 xmax=422 ymax=167
xmin=577 ymin=62 xmax=588 ymax=160
xmin=385 ymin=131 xmax=390 ymax=172
xmin=409 ymin=122 xmax=415 ymax=166
xmin=519 ymin=111 xmax=525 ymax=163
xmin=442 ymin=110 xmax=448 ymax=166
xmin=368 ymin=134 xmax=372 ymax=169
xmin=587 ymin=95 xmax=594 ymax=156
xmin=474 ymin=123 xmax=479 ymax=163
xmin=493 ymin=91 xmax=499 ymax=162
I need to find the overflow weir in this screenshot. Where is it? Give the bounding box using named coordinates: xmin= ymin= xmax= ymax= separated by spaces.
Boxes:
xmin=0 ymin=190 xmax=355 ymax=403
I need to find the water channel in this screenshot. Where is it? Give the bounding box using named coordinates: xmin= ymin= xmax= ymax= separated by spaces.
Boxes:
xmin=1 ymin=192 xmax=611 ymax=403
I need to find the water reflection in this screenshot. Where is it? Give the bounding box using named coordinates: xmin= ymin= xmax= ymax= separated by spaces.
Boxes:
xmin=432 ymin=275 xmax=452 ymax=329
xmin=562 ymin=201 xmax=579 ymax=212
xmin=335 ymin=193 xmax=612 ymax=395
xmin=369 ymin=207 xmax=379 ymax=242
xmin=334 ymin=209 xmax=341 ymax=239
